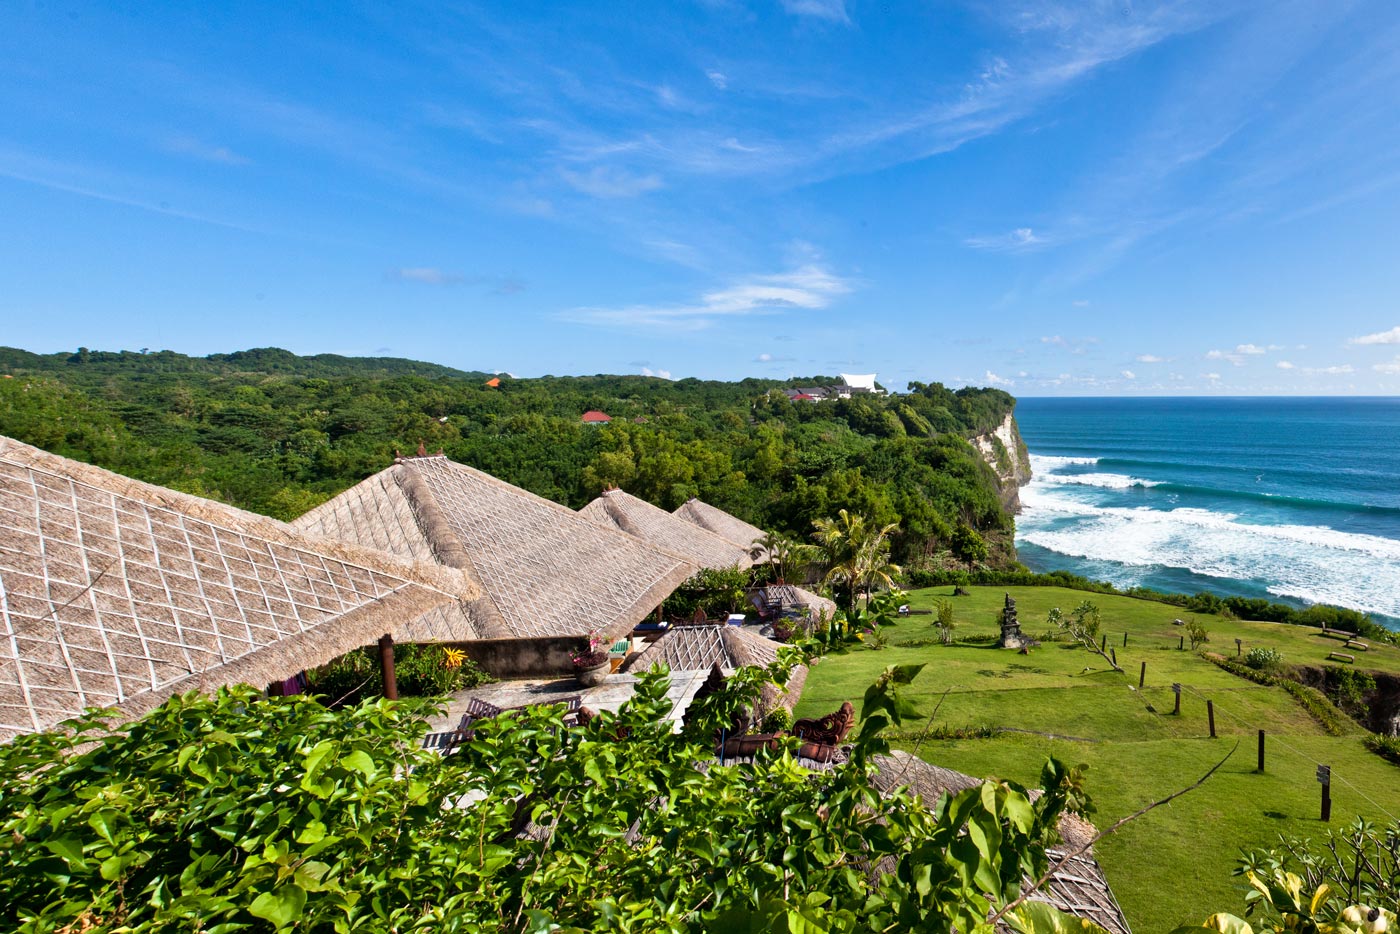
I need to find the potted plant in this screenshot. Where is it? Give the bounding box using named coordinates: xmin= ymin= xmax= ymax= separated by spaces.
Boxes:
xmin=571 ymin=630 xmax=610 ymax=687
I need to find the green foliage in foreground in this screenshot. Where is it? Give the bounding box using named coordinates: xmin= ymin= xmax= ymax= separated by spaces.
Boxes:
xmin=1 ymin=666 xmax=1120 ymax=934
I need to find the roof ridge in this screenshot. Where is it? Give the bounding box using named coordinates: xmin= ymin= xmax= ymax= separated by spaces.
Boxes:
xmin=393 ymin=461 xmax=511 ymax=638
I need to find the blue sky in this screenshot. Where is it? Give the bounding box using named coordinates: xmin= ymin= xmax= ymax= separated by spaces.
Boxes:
xmin=3 ymin=1 xmax=1400 ymax=394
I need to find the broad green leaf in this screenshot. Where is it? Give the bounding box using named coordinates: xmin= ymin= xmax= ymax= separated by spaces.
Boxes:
xmin=1006 ymin=899 xmax=1113 ymax=934
xmin=248 ymin=883 xmax=307 ymax=928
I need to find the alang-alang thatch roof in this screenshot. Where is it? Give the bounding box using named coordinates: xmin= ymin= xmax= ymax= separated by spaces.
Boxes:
xmin=578 ymin=489 xmax=754 ymax=572
xmin=0 ymin=436 xmax=475 ymax=741
xmin=672 ymin=498 xmax=768 ymax=557
xmin=292 ymin=455 xmax=698 ymax=643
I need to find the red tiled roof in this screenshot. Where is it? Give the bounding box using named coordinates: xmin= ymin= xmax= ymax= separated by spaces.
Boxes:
xmin=581 ymin=410 xmax=612 ymax=423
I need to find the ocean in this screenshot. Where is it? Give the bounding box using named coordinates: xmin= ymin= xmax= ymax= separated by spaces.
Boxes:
xmin=1013 ymin=397 xmax=1400 ymax=630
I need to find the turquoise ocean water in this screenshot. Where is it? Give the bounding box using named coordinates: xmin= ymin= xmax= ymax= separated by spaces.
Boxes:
xmin=1013 ymin=397 xmax=1400 ymax=629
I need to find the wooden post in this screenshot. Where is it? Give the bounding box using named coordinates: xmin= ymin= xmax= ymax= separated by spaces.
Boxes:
xmin=1172 ymin=683 xmax=1181 ymax=715
xmin=1139 ymin=661 xmax=1146 ymax=688
xmin=1179 ymin=635 xmax=1184 ymax=650
xmin=379 ymin=634 xmax=398 ymax=700
xmin=1318 ymin=765 xmax=1331 ymax=821
xmin=1207 ymin=700 xmax=1216 ymax=738
xmin=1123 ymin=631 xmax=1129 ymax=647
xmin=1257 ymin=730 xmax=1265 ymax=772
xmin=1236 ymin=638 xmax=1242 ymax=657
xmin=1110 ymin=647 xmax=1118 ymax=667
xmin=1101 ymin=634 xmax=1107 ymax=652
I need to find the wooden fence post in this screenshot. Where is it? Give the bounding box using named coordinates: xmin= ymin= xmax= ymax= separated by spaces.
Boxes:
xmin=1172 ymin=683 xmax=1181 ymax=715
xmin=1179 ymin=635 xmax=1184 ymax=650
xmin=1139 ymin=661 xmax=1146 ymax=688
xmin=1207 ymin=699 xmax=1216 ymax=738
xmin=379 ymin=634 xmax=398 ymax=700
xmin=1257 ymin=730 xmax=1265 ymax=772
xmin=1318 ymin=765 xmax=1331 ymax=821
xmin=1110 ymin=647 xmax=1117 ymax=668
xmin=1123 ymin=631 xmax=1129 ymax=647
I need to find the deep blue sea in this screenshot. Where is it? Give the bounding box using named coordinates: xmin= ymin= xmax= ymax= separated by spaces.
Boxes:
xmin=1013 ymin=397 xmax=1400 ymax=630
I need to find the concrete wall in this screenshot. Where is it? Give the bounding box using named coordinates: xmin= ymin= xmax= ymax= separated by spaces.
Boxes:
xmin=446 ymin=635 xmax=591 ymax=679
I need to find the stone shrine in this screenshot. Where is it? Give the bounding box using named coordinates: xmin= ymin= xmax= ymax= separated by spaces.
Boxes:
xmin=999 ymin=592 xmax=1027 ymax=649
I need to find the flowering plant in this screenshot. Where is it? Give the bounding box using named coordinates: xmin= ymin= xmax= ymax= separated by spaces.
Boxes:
xmin=571 ymin=630 xmax=609 ymax=669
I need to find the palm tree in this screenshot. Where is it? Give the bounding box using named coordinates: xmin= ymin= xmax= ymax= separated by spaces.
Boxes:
xmin=750 ymin=532 xmax=809 ymax=584
xmin=811 ymin=509 xmax=901 ymax=614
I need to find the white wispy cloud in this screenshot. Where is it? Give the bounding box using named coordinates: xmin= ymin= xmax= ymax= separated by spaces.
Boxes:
xmin=1350 ymin=326 xmax=1400 ymax=345
xmin=1303 ymin=364 xmax=1354 ymax=375
xmin=1135 ymin=354 xmax=1166 ymax=363
xmin=780 ymin=0 xmax=849 ymax=23
xmin=560 ymin=165 xmax=664 ymax=198
xmin=392 ymin=267 xmax=463 ymax=285
xmin=1276 ymin=360 xmax=1295 ymax=370
xmin=1206 ymin=349 xmax=1249 ymax=367
xmin=1234 ymin=343 xmax=1267 ymax=355
xmin=985 ymin=370 xmax=1014 ymax=386
xmin=161 ymin=134 xmax=250 ymax=165
xmin=561 ymin=262 xmax=853 ymax=331
xmin=1373 ymin=358 xmax=1400 ymax=374
xmin=641 ymin=366 xmax=673 ymax=379
xmin=1120 ymin=370 xmax=1136 ymax=380
xmin=964 ymin=226 xmax=1044 ymax=251
xmin=706 ymin=70 xmax=728 ymax=90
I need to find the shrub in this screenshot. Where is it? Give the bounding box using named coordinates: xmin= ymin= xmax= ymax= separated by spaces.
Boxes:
xmin=1244 ymin=646 xmax=1284 ymax=672
xmin=761 ymin=706 xmax=793 ymax=733
xmin=1328 ymin=667 xmax=1377 ymax=719
xmin=1364 ymin=732 xmax=1400 ymax=766
xmin=933 ymin=598 xmax=956 ymax=644
xmin=1184 ymin=617 xmax=1210 ymax=650
xmin=306 ymin=644 xmax=493 ymax=707
xmin=1281 ymin=681 xmax=1354 ymax=737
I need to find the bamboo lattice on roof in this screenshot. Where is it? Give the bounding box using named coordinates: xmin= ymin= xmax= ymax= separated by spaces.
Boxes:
xmin=293 ymin=456 xmax=697 ymax=643
xmin=621 ymin=625 xmax=806 ymax=713
xmin=0 ymin=436 xmax=472 ymax=741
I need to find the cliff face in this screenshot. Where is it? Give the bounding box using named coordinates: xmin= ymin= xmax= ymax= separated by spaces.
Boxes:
xmin=970 ymin=412 xmax=1032 ymax=512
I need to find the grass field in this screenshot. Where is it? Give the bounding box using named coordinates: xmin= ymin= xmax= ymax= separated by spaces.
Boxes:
xmin=791 ymin=585 xmax=1400 ymax=932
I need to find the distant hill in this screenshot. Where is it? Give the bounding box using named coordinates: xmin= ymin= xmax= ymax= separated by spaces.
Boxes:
xmin=0 ymin=346 xmax=488 ymax=381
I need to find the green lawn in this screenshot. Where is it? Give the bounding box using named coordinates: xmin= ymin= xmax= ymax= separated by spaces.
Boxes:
xmin=793 ymin=585 xmax=1400 ymax=933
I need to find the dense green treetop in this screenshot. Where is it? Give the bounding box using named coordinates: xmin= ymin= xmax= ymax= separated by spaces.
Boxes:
xmin=0 ymin=346 xmax=1018 ymax=569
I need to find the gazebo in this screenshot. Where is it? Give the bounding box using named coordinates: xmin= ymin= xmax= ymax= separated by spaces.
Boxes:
xmin=0 ymin=436 xmax=475 ymax=741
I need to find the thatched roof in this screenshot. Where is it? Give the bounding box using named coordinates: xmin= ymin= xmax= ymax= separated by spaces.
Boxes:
xmin=0 ymin=436 xmax=474 ymax=741
xmin=621 ymin=625 xmax=806 ymax=713
xmin=578 ymin=490 xmax=753 ymax=571
xmin=870 ymin=751 xmax=1131 ymax=934
xmin=673 ymin=498 xmax=768 ymax=557
xmin=293 ymin=456 xmax=697 ymax=643
xmin=752 ymin=584 xmax=837 ymax=620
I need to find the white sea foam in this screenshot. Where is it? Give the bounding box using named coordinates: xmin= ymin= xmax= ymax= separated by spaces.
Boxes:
xmin=1029 ymin=454 xmax=1100 ymax=472
xmin=1018 ymin=480 xmax=1400 ymax=619
xmin=1038 ymin=472 xmax=1160 ymax=491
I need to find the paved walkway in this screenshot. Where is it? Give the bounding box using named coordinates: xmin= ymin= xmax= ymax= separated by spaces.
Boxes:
xmin=427 ymin=668 xmax=714 ymax=733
